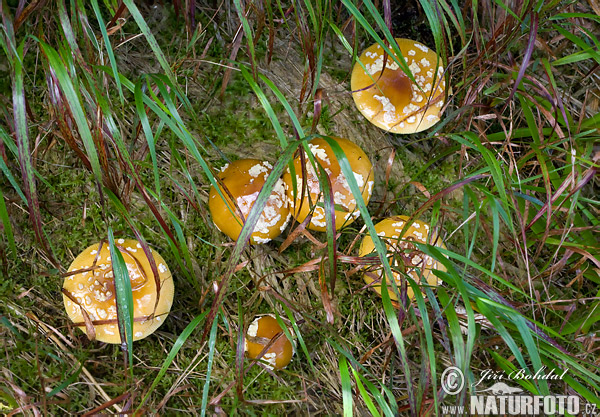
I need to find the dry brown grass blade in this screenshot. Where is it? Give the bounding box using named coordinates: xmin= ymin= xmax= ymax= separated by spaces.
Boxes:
xmin=587 ymin=0 xmax=600 ymax=16
xmin=81 ymin=392 xmax=131 ymax=417
xmin=220 ymin=20 xmax=245 ymax=99
xmin=279 ymin=212 xmax=314 ymax=253
xmin=525 ymin=166 xmax=598 ymax=231
xmin=319 ymin=261 xmax=336 ymax=324
xmin=79 ymin=306 xmax=96 ymax=341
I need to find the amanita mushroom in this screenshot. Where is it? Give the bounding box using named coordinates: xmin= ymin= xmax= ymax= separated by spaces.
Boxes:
xmin=282 ymin=137 xmax=374 ymax=231
xmin=62 ymin=239 xmax=174 ymax=343
xmin=209 ymin=159 xmax=291 ymax=244
xmin=359 ymin=216 xmax=446 ymax=300
xmin=244 ymin=315 xmax=294 ymax=370
xmin=351 ymin=38 xmax=448 ymax=133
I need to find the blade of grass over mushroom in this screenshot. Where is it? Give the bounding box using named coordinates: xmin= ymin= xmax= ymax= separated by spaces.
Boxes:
xmin=108 ymin=229 xmax=134 ymax=375
xmin=319 ymin=134 xmax=415 ymax=412
xmin=315 ymin=163 xmax=338 ymax=300
xmin=137 ymin=311 xmax=208 ymax=412
xmin=201 ymin=140 xmax=301 ymax=342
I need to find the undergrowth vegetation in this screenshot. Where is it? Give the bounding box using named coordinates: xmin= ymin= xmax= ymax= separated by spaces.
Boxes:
xmin=0 ymin=0 xmax=599 ymax=415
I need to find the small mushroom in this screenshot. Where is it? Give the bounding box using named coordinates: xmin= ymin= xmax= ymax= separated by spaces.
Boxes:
xmin=62 ymin=239 xmax=174 ymax=343
xmin=351 ymin=38 xmax=448 ymax=133
xmin=359 ymin=216 xmax=446 ymax=300
xmin=282 ymin=137 xmax=374 ymax=231
xmin=244 ymin=315 xmax=294 ymax=370
xmin=208 ymin=159 xmax=291 ymax=244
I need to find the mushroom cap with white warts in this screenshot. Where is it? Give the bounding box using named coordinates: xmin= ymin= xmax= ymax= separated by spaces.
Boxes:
xmin=282 ymin=137 xmax=374 ymax=232
xmin=62 ymin=239 xmax=174 ymax=344
xmin=351 ymin=38 xmax=448 ymax=134
xmin=209 ymin=159 xmax=291 ymax=244
xmin=359 ymin=216 xmax=446 ymax=300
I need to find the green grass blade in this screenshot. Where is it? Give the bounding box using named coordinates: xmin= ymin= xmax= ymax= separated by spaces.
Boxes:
xmin=121 ymin=0 xmax=178 ymax=85
xmin=0 ymin=181 xmax=16 ymax=259
xmin=321 ymin=134 xmax=411 ymax=412
xmin=108 ymin=228 xmax=134 ymax=376
xmin=90 ymin=0 xmax=124 ymax=102
xmin=240 ymin=66 xmax=289 ymax=148
xmin=46 ymin=365 xmax=83 ymax=398
xmin=339 ymin=356 xmax=353 ymax=417
xmin=39 ymin=41 xmax=103 ymax=186
xmin=351 ymin=368 xmax=382 ymax=417
xmin=137 ymin=311 xmax=208 ymax=411
xmin=200 ymin=310 xmax=220 ymax=417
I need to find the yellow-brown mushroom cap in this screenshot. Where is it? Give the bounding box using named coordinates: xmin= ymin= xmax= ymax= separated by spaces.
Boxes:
xmin=209 ymin=159 xmax=291 ymax=244
xmin=282 ymin=137 xmax=374 ymax=232
xmin=244 ymin=315 xmax=294 ymax=370
xmin=62 ymin=239 xmax=174 ymax=344
xmin=359 ymin=216 xmax=446 ymax=300
xmin=351 ymin=38 xmax=448 ymax=133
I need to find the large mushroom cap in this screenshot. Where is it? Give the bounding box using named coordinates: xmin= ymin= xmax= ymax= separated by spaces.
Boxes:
xmin=351 ymin=38 xmax=448 ymax=133
xmin=208 ymin=159 xmax=291 ymax=244
xmin=359 ymin=216 xmax=446 ymax=300
xmin=282 ymin=137 xmax=374 ymax=232
xmin=62 ymin=239 xmax=174 ymax=344
xmin=244 ymin=315 xmax=294 ymax=370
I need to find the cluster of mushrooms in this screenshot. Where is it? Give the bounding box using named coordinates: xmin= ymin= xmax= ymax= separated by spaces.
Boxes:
xmin=61 ymin=38 xmax=449 ymax=371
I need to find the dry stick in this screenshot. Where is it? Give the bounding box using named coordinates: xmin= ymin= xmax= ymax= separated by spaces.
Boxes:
xmin=5 ymin=303 xmax=122 ymax=414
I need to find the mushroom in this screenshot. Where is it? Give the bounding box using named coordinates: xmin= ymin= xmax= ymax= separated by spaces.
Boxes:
xmin=359 ymin=216 xmax=446 ymax=300
xmin=244 ymin=315 xmax=294 ymax=370
xmin=209 ymin=159 xmax=291 ymax=244
xmin=62 ymin=239 xmax=174 ymax=343
xmin=282 ymin=137 xmax=374 ymax=231
xmin=351 ymin=38 xmax=448 ymax=133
